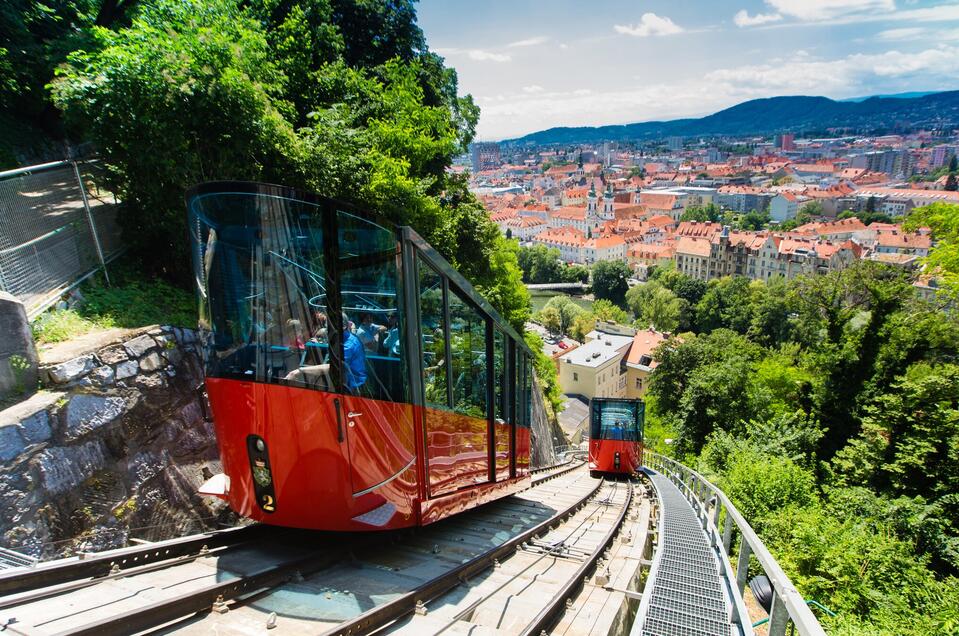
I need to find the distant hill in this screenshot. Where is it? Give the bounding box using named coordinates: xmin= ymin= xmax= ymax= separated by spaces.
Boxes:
xmin=504 ymin=91 xmax=959 ymax=145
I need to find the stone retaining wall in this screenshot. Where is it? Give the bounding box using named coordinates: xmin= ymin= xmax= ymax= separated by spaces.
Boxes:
xmin=0 ymin=326 xmax=230 ymax=559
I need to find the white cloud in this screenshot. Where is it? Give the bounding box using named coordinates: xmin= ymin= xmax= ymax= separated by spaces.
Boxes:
xmin=765 ymin=0 xmax=894 ymax=21
xmin=436 ymin=47 xmax=511 ymax=63
xmin=508 ymin=36 xmax=548 ymax=48
xmin=614 ymin=13 xmax=684 ymax=37
xmin=469 ymin=50 xmax=510 ymax=62
xmin=733 ymin=9 xmax=783 ymax=27
xmin=473 ymin=45 xmax=959 ymax=140
xmin=522 ymin=85 xmax=544 ymax=94
xmin=876 ymin=27 xmax=926 ymax=41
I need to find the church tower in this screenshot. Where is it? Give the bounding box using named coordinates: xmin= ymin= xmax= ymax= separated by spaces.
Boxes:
xmin=586 ymin=184 xmax=597 ymax=215
xmin=600 ymin=185 xmax=616 ymax=220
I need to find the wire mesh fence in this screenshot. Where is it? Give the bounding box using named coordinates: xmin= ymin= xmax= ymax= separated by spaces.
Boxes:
xmin=0 ymin=159 xmax=123 ymax=317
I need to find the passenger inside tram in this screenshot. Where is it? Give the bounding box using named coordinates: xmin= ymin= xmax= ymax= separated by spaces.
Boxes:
xmin=284 ymin=312 xmax=368 ymax=391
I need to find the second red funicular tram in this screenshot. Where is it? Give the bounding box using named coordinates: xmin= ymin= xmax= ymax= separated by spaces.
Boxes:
xmin=588 ymin=398 xmax=644 ymax=477
xmin=188 ymin=182 xmax=534 ymax=531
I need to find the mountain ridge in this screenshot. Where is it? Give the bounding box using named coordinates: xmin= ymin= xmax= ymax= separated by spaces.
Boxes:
xmin=502 ymin=90 xmax=959 ymax=145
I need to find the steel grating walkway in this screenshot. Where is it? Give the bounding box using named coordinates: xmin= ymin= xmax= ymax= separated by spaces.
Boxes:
xmin=633 ymin=469 xmax=738 ymax=636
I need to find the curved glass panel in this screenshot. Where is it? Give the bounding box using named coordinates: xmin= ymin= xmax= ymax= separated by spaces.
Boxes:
xmin=590 ymin=399 xmax=644 ymax=441
xmin=449 ymin=287 xmax=488 ymax=418
xmin=188 ymin=189 xmax=407 ymax=401
xmin=189 ymin=191 xmax=331 ymax=388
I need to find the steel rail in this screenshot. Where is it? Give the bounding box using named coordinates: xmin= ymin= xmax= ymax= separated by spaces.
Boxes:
xmin=645 ymin=452 xmax=826 ymax=636
xmin=59 ymin=546 xmax=348 ymax=636
xmin=0 ymin=524 xmax=270 ymax=598
xmin=0 ymin=459 xmax=577 ymax=600
xmin=320 ymin=467 xmax=599 ymax=636
xmin=520 ymin=480 xmax=634 ymax=636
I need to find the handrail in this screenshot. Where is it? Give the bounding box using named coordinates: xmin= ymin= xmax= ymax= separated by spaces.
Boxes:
xmin=644 ymin=451 xmax=826 ymax=636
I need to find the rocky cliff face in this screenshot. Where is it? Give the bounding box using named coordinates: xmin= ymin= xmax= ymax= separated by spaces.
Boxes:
xmin=0 ymin=326 xmax=232 ymax=560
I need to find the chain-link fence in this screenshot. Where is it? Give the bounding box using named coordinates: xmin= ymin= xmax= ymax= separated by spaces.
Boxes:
xmin=0 ymin=159 xmax=123 ymax=317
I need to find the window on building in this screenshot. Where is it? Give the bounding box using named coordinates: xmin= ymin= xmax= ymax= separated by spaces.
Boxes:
xmin=635 ymin=378 xmax=643 ymax=389
xmin=573 ymin=372 xmax=579 ymax=381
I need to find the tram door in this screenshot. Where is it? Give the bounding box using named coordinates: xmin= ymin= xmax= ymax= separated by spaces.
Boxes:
xmin=337 ymin=209 xmax=416 ymax=497
xmin=418 ymin=257 xmax=491 ymax=497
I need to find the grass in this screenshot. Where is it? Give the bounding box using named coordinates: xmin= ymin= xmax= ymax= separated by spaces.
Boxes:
xmin=32 ymin=258 xmax=197 ymax=345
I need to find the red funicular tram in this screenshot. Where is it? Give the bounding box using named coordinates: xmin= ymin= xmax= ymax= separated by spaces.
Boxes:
xmin=187 ymin=182 xmax=534 ymax=531
xmin=588 ymin=398 xmax=644 ymax=477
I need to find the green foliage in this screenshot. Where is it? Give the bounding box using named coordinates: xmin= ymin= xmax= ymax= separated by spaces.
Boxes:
xmin=906 ymin=202 xmax=959 ymax=291
xmin=517 ymin=244 xmax=588 ymax=284
xmin=49 ymin=0 xmax=528 ymax=333
xmin=722 ymin=448 xmax=816 ymax=527
xmin=680 ymin=203 xmax=722 ymax=223
xmin=591 ymin=298 xmax=629 ymax=324
xmin=524 ymin=330 xmax=563 ymax=415
xmin=695 ymin=276 xmax=753 ymax=334
xmin=590 ymin=260 xmax=631 ymax=306
xmin=625 ymin=280 xmax=681 ymax=332
xmin=32 ymin=266 xmax=197 ymax=343
xmin=838 ymin=209 xmax=894 ymax=225
xmin=541 ymin=295 xmax=586 ymax=335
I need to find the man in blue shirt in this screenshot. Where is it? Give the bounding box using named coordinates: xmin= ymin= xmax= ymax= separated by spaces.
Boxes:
xmin=342 ymin=311 xmax=367 ymax=391
xmin=283 ymin=311 xmax=367 ymax=392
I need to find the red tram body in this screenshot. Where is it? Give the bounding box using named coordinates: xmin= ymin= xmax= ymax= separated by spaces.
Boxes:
xmin=187 ymin=183 xmax=534 ymax=531
xmin=588 ymin=398 xmax=644 ymax=477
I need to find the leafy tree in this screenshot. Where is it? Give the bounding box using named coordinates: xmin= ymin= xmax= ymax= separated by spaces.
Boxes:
xmin=591 ymin=298 xmax=629 ymax=324
xmin=748 ymin=276 xmax=794 ymax=346
xmin=52 ymin=0 xmax=530 ymax=333
xmin=542 ymin=295 xmax=585 ymax=335
xmin=737 ymin=208 xmax=770 ymax=231
xmin=537 ymin=306 xmax=561 ymax=336
xmin=906 ymin=202 xmax=959 ymax=291
xmin=590 ymin=260 xmax=631 ymax=306
xmin=696 ymin=276 xmax=753 ymax=334
xmin=625 ymin=281 xmax=681 ymax=332
xmin=680 ymin=203 xmax=722 ymax=223
xmin=569 ymin=312 xmax=595 ymax=343
xmin=648 ymin=329 xmax=762 ymax=452
xmin=838 ymin=209 xmax=893 ymax=225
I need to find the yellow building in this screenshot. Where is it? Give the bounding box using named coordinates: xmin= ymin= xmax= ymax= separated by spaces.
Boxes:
xmin=625 ymin=328 xmax=668 ymax=399
xmin=557 ymin=332 xmax=633 ymax=400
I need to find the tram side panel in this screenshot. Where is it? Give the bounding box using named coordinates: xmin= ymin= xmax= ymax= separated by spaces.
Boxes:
xmin=205 ymin=380 xmax=420 ymax=531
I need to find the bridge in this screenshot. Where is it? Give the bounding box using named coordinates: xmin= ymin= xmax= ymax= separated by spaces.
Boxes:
xmin=525 ymin=282 xmax=588 ymax=291
xmin=0 ymin=454 xmax=826 ymax=636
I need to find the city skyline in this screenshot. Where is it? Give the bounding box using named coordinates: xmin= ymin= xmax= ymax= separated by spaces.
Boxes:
xmin=418 ymin=0 xmax=959 ymax=140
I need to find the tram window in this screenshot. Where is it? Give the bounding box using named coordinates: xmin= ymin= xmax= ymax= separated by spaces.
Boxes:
xmin=523 ymin=355 xmax=533 ymax=429
xmin=190 ymin=192 xmax=331 ymax=390
xmin=514 ymin=352 xmax=525 ymax=428
xmin=336 ymin=210 xmax=406 ymax=401
xmin=590 ymin=401 xmax=642 ymax=441
xmin=449 ymin=287 xmax=489 ymax=418
xmin=419 ymin=259 xmax=448 ymax=409
xmin=493 ymin=330 xmax=507 ymax=422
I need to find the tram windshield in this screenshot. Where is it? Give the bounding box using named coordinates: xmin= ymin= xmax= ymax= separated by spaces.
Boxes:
xmin=590 ymin=399 xmax=644 ymax=441
xmin=188 ymin=187 xmax=407 ymax=402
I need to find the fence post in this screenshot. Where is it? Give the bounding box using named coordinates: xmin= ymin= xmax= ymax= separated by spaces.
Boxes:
xmin=768 ymin=590 xmax=790 ymax=636
xmin=736 ymin=540 xmax=751 ymax=594
xmin=72 ymin=161 xmax=110 ymax=286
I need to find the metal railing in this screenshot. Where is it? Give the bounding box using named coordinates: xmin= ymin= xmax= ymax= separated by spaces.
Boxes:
xmin=0 ymin=158 xmax=123 ymax=317
xmin=644 ymin=451 xmax=826 ymax=636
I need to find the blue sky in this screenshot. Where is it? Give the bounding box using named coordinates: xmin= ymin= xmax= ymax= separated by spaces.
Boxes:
xmin=417 ymin=0 xmax=959 ymax=140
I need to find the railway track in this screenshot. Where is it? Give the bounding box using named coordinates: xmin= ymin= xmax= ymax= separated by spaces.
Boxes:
xmin=0 ymin=460 xmax=589 ymax=635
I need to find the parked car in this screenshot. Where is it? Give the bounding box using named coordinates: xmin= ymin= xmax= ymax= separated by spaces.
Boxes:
xmin=558 ymin=341 xmax=569 ymax=349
